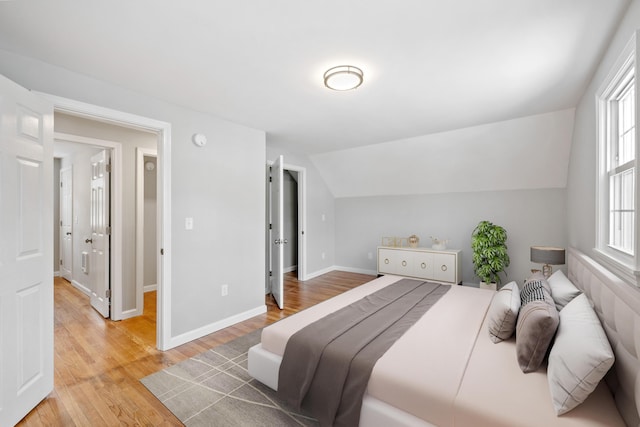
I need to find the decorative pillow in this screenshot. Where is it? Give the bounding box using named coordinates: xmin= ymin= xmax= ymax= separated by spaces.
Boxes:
xmin=516 ymin=274 xmax=559 ymax=373
xmin=487 ymin=281 xmax=521 ymax=343
xmin=547 ymin=293 xmax=614 ymax=415
xmin=547 ymin=270 xmax=582 ymax=311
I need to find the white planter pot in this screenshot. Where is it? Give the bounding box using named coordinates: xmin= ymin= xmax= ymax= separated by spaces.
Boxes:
xmin=479 ymin=281 xmax=497 ymax=291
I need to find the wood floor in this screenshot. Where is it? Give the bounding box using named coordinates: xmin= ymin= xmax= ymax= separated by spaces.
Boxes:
xmin=17 ymin=271 xmax=375 ymax=426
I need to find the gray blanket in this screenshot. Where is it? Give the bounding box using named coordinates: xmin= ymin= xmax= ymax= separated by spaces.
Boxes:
xmin=277 ymin=279 xmax=450 ymax=427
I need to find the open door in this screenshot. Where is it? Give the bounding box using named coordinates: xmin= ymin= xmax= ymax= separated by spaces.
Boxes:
xmin=271 ymin=155 xmax=285 ymax=309
xmin=59 ymin=166 xmax=73 ymax=281
xmin=0 ymin=75 xmax=54 ymax=425
xmin=88 ymin=150 xmax=111 ymax=318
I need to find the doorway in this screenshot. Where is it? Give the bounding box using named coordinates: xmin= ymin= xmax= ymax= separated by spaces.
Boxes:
xmin=266 ymin=158 xmax=307 ymax=308
xmin=54 ymin=135 xmax=118 ymax=318
xmin=41 ymin=92 xmax=173 ymax=350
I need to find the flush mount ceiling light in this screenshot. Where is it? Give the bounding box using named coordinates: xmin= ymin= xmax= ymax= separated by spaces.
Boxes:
xmin=323 ymin=65 xmax=364 ymax=91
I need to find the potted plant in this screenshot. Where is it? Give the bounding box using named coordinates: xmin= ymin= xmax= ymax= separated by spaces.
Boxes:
xmin=471 ymin=220 xmax=510 ymax=290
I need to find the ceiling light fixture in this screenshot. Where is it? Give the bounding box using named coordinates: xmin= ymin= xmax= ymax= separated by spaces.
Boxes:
xmin=323 ymin=65 xmax=364 ymax=91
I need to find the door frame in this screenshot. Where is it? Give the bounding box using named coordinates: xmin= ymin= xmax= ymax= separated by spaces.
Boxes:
xmin=55 ymin=133 xmax=121 ymax=314
xmin=39 ymin=92 xmax=173 ymax=351
xmin=59 ymin=165 xmax=73 ymax=282
xmin=266 ymin=160 xmax=307 ymax=288
xmin=136 ymin=147 xmax=158 ymax=315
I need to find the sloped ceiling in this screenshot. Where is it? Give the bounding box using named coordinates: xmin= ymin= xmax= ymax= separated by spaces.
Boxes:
xmin=0 ymin=0 xmax=629 ymax=194
xmin=310 ymin=108 xmax=575 ymax=197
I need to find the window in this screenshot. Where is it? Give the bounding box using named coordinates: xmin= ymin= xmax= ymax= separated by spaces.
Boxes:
xmin=596 ymin=34 xmax=640 ymax=286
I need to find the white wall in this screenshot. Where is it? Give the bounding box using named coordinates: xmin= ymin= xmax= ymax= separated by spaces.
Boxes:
xmin=0 ymin=49 xmax=266 ymax=342
xmin=567 ymin=0 xmax=640 ymax=255
xmin=336 ymin=189 xmax=567 ymax=284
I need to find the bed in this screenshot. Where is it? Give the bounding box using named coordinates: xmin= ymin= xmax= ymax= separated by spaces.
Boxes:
xmin=248 ymin=247 xmax=640 ymax=426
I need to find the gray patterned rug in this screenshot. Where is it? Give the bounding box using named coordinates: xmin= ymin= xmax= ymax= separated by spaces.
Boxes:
xmin=140 ymin=329 xmax=318 ymax=426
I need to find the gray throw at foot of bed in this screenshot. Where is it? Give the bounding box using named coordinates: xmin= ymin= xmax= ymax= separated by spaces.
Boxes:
xmin=277 ymin=279 xmax=450 ymax=427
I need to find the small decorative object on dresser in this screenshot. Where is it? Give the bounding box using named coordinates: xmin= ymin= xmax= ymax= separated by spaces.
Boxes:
xmin=430 ymin=236 xmax=449 ymax=250
xmin=408 ymin=234 xmax=420 ymax=248
xmin=377 ymin=246 xmax=461 ymax=284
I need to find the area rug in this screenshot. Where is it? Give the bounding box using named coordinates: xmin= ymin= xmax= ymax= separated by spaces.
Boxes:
xmin=140 ymin=329 xmax=318 ymax=426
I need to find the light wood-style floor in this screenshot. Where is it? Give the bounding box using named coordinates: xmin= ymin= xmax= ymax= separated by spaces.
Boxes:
xmin=17 ymin=271 xmax=375 ymax=426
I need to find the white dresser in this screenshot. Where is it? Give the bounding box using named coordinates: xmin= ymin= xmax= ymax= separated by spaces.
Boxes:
xmin=377 ymin=246 xmax=462 ymax=285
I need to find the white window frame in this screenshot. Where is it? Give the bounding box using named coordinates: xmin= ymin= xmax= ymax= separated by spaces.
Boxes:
xmin=595 ymin=32 xmax=640 ymax=287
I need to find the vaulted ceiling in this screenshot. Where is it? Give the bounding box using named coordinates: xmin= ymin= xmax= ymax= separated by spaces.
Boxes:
xmin=0 ymin=0 xmax=630 ymax=157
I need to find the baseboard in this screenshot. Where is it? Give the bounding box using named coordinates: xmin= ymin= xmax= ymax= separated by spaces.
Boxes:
xmin=304 ymin=266 xmax=336 ymax=280
xmin=304 ymin=265 xmax=377 ymax=280
xmin=334 ymin=265 xmax=378 ymax=276
xmin=119 ymin=307 xmax=143 ymax=320
xmin=283 ymin=265 xmax=298 ymax=273
xmin=71 ymin=279 xmax=91 ymax=296
xmin=144 ymin=284 xmax=157 ymax=293
xmin=166 ymin=305 xmax=267 ymax=350
xmin=54 ymin=270 xmax=60 ymax=277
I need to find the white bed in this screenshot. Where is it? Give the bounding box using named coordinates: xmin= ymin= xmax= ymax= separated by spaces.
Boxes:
xmin=248 ymin=248 xmax=639 ymax=426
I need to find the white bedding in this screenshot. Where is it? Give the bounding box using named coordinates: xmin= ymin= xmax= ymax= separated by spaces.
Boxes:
xmin=248 ymin=274 xmax=626 ymax=426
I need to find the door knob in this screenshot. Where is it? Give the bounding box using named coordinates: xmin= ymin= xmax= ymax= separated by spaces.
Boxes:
xmin=66 ymin=232 xmax=72 ymax=235
xmin=85 ymin=238 xmax=93 ymax=244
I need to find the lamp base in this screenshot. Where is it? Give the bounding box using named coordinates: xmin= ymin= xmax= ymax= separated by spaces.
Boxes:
xmin=542 ymin=264 xmax=553 ymax=279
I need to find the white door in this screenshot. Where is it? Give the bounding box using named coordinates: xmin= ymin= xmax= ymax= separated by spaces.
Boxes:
xmin=89 ymin=150 xmax=110 ymax=318
xmin=0 ymin=75 xmax=54 ymax=425
xmin=271 ymin=155 xmax=284 ymax=309
xmin=59 ymin=166 xmax=73 ymax=281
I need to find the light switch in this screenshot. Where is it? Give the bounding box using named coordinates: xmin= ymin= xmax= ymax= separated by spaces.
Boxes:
xmin=185 ymin=217 xmax=193 ymax=230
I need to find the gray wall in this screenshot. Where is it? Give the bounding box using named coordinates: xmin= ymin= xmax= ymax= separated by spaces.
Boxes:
xmin=567 ymin=1 xmax=639 ymax=254
xmin=1 ymin=49 xmax=266 ymax=340
xmin=55 ymin=113 xmax=158 ymax=311
xmin=144 ymin=156 xmax=157 ymax=287
xmin=266 ymin=145 xmax=335 ymax=275
xmin=283 ymin=170 xmax=298 ymax=272
xmin=335 ymin=189 xmax=568 ymax=285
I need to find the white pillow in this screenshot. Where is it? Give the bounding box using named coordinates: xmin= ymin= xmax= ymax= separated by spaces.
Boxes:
xmin=486 ymin=281 xmax=521 ymax=343
xmin=547 ymin=270 xmax=581 ymax=311
xmin=547 ymin=293 xmax=614 ymax=415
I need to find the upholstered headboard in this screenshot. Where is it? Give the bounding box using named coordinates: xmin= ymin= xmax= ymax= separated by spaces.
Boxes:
xmin=568 ymin=247 xmax=640 ymax=427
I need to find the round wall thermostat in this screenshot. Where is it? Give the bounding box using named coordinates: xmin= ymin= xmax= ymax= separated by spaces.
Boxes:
xmin=192 ymin=133 xmax=207 ymax=147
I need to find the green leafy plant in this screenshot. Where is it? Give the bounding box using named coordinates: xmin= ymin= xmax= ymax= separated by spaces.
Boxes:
xmin=471 ymin=220 xmax=510 ymax=285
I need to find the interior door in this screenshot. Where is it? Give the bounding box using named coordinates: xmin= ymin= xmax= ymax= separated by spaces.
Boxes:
xmin=59 ymin=166 xmax=73 ymax=281
xmin=0 ymin=75 xmax=54 ymax=425
xmin=89 ymin=150 xmax=111 ymax=318
xmin=271 ymin=155 xmax=284 ymax=309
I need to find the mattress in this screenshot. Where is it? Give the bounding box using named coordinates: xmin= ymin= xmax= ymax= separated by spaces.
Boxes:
xmin=259 ymin=275 xmax=494 ymax=425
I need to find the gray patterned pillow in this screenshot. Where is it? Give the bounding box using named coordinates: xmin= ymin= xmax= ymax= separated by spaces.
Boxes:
xmin=516 ymin=274 xmax=559 ymax=373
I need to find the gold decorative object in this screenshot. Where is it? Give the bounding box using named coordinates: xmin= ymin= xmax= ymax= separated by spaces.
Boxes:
xmin=382 ymin=236 xmax=408 ymax=247
xmin=408 ymin=235 xmax=419 ymax=248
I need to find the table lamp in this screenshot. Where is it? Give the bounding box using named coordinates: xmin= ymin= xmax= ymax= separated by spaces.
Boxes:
xmin=530 ymin=246 xmax=565 ymax=279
